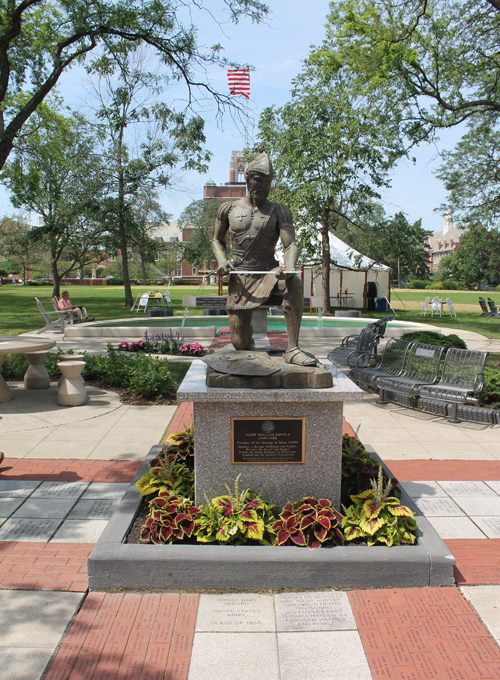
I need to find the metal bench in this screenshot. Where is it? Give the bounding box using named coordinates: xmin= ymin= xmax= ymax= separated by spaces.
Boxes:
xmin=348 ymin=339 xmax=413 ymax=391
xmin=327 ymin=328 xmax=380 ymax=368
xmin=376 ymin=342 xmax=445 ymax=406
xmin=418 ymin=348 xmax=487 ymax=423
xmin=341 ymin=315 xmax=395 ymax=350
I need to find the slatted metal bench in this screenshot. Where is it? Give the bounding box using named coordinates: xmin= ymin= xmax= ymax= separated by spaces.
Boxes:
xmin=348 ymin=339 xmax=413 ymax=391
xmin=376 ymin=342 xmax=445 ymax=406
xmin=327 ymin=328 xmax=380 ymax=368
xmin=418 ymin=348 xmax=487 ymax=423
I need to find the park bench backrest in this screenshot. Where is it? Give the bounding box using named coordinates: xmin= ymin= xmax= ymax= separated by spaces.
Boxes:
xmin=367 ymin=315 xmax=395 ymax=337
xmin=401 ymin=342 xmax=445 ymax=383
xmin=377 ymin=339 xmax=413 ymax=375
xmin=487 ymin=297 xmax=498 ymax=314
xmin=355 ymin=328 xmax=379 ymax=352
xmin=479 ymin=297 xmax=489 ymax=313
xmin=35 ymin=296 xmax=50 ymax=322
xmin=438 ymin=348 xmax=487 ymax=392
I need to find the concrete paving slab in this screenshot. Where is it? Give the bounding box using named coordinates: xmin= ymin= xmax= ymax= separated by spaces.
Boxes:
xmin=89 ymin=441 xmax=155 ymax=460
xmin=277 ymin=631 xmax=372 ymax=680
xmin=486 ymin=481 xmax=500 ymax=494
xmin=453 ymin=497 xmax=500 ymax=515
xmin=274 ymin=592 xmax=356 ymax=632
xmin=439 ymin=481 xmax=499 ymax=497
xmin=0 ymin=480 xmax=41 ymax=497
xmin=100 ymin=426 xmax=166 ymax=443
xmin=414 ymin=497 xmax=466 ymax=516
xmin=28 ymin=440 xmax=98 ymax=458
xmin=68 ymin=499 xmax=120 ymax=519
xmin=82 ymin=482 xmax=131 ymax=499
xmin=461 ymin=586 xmax=500 ymax=642
xmin=400 ymin=481 xmax=448 ymax=498
xmin=11 ymin=498 xmax=76 ymax=519
xmin=52 ymin=518 xmax=109 ymax=542
xmin=0 ymin=497 xmax=25 ymax=515
xmin=187 ymin=633 xmax=279 ymax=680
xmin=470 ymin=516 xmax=500 ymax=538
xmin=43 ymin=423 xmax=114 ymax=442
xmin=195 ymin=594 xmax=275 ymax=632
xmin=0 ymin=440 xmax=38 ymax=457
xmin=427 ymin=516 xmax=487 ymax=539
xmin=0 ymin=647 xmax=55 ymax=680
xmin=420 ymin=442 xmax=496 ymax=459
xmin=30 ymin=481 xmax=89 ymax=499
xmin=363 ymin=441 xmax=431 ymax=459
xmin=0 ymin=518 xmax=62 ymax=541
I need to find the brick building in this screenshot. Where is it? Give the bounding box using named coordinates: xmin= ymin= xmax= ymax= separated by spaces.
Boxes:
xmin=426 ymin=215 xmax=464 ymax=273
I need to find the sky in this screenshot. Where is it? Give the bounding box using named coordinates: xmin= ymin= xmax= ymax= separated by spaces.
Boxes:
xmin=0 ymin=0 xmax=465 ymax=235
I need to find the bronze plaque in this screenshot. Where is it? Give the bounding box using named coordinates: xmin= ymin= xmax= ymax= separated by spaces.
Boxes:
xmin=231 ymin=417 xmax=305 ymax=465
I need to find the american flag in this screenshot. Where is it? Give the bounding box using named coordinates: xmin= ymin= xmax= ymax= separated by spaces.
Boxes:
xmin=228 ymin=69 xmax=250 ymax=99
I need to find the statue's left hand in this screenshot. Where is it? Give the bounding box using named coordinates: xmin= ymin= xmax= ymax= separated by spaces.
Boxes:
xmin=273 ymin=266 xmax=292 ymax=280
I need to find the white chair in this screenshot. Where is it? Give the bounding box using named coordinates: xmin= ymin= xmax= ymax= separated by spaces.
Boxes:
xmin=35 ymin=297 xmax=74 ymax=334
xmin=163 ymin=291 xmax=173 ymax=308
xmin=421 ymin=297 xmax=429 ymax=316
xmin=446 ymin=298 xmax=456 ymax=318
xmin=430 ymin=296 xmax=442 ymax=317
xmin=136 ymin=293 xmax=150 ymax=313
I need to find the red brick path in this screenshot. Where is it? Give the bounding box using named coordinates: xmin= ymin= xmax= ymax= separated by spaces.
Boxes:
xmin=350 ymin=587 xmax=500 ymax=680
xmin=0 ymin=542 xmax=91 ymax=591
xmin=45 ymin=592 xmax=198 ymax=680
xmin=445 ymin=539 xmax=500 ymax=586
xmin=0 ymin=459 xmax=141 ymax=483
xmin=386 ymin=460 xmax=500 ymax=481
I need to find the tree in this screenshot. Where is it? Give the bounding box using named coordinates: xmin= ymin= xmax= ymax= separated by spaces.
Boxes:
xmin=257 ymin=61 xmax=408 ymax=312
xmin=1 ymin=100 xmax=109 ymax=296
xmin=437 ymin=225 xmax=500 ymax=288
xmin=176 ymin=199 xmax=221 ymax=270
xmin=322 ymin=0 xmax=500 ymax=138
xmin=0 ymin=0 xmax=268 ymax=170
xmin=436 ymin=117 xmax=500 ymax=228
xmin=0 ymin=215 xmax=40 ymax=281
xmin=128 ymin=190 xmax=170 ymax=284
xmin=337 ymin=211 xmax=431 ymax=285
xmin=87 ymin=46 xmax=214 ymax=306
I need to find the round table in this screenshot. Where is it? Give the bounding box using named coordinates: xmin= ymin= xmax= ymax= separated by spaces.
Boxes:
xmin=0 ymin=336 xmax=56 ymax=402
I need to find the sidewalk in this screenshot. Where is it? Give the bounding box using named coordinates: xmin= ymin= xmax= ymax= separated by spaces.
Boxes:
xmin=0 ymin=326 xmax=499 ymax=679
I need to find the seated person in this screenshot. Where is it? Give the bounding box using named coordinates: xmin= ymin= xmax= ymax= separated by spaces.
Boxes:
xmin=57 ymin=291 xmax=94 ymax=322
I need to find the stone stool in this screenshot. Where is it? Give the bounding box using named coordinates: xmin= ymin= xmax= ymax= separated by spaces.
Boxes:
xmin=57 ymin=354 xmax=84 ymax=386
xmin=24 ymin=350 xmax=51 ymax=390
xmin=57 ymin=361 xmax=88 ymax=406
xmin=0 ymin=356 xmax=13 ymax=402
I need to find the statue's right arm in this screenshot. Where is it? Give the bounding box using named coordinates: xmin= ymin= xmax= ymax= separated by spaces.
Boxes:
xmin=212 ymin=201 xmax=232 ymax=275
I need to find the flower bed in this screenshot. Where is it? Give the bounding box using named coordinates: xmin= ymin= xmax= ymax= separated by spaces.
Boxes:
xmin=117 ymin=331 xmax=205 ymax=357
xmin=128 ymin=427 xmax=418 ymax=549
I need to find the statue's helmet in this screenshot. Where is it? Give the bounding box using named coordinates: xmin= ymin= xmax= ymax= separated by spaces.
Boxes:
xmin=245 ymin=148 xmax=273 ymax=180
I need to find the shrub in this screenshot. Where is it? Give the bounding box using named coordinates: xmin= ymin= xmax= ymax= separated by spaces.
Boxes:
xmin=271 ymin=497 xmax=344 ymax=549
xmin=341 ymin=434 xmax=399 ymax=507
xmin=408 ymin=279 xmax=428 ymax=289
xmin=342 ymin=468 xmax=418 ymax=546
xmin=140 ymin=491 xmax=199 ymax=544
xmin=194 ymin=475 xmax=276 ymax=545
xmin=400 ymin=330 xmax=467 ymax=350
xmin=107 ymin=277 xmax=123 ymax=285
xmin=426 ymin=283 xmax=443 ymax=290
xmin=136 ymin=454 xmax=194 ymax=500
xmin=481 ymin=363 xmax=500 ymax=409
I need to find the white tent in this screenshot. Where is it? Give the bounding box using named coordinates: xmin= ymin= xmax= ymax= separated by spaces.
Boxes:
xmin=301 ymin=230 xmax=392 ymax=311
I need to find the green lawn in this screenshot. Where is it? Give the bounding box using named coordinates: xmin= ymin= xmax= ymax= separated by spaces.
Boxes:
xmin=391 ymin=289 xmax=500 ymax=306
xmin=1 ymin=283 xmax=500 ymax=340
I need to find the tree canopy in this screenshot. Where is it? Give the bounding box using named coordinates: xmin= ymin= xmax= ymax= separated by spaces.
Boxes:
xmin=0 ymin=0 xmax=268 ymax=170
xmin=176 ymin=198 xmax=220 ymax=270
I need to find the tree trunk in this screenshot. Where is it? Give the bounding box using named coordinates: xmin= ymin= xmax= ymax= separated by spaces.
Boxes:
xmin=52 ymin=260 xmax=61 ymax=298
xmin=79 ymin=264 xmax=84 ymax=285
xmin=320 ymin=223 xmax=331 ymax=315
xmin=118 ymin=170 xmax=133 ymax=307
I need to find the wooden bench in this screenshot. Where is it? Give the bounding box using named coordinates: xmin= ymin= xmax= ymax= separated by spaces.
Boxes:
xmin=418 ymin=348 xmax=487 ymax=423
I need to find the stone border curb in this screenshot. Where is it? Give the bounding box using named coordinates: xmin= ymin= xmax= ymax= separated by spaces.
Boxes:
xmin=88 ymin=446 xmax=455 ymax=591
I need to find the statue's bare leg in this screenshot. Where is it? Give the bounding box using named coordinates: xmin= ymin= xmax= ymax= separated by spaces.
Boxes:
xmin=229 ymin=310 xmax=254 ymax=350
xmin=283 ymin=275 xmax=317 ymax=366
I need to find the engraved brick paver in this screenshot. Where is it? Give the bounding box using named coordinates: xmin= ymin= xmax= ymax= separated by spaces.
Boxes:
xmin=350 ymin=588 xmax=500 ymax=680
xmin=44 ymin=593 xmax=200 ymax=680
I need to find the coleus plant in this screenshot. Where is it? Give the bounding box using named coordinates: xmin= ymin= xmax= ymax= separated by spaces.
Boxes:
xmin=140 ymin=491 xmax=200 ymax=544
xmin=194 ymin=474 xmax=276 ymax=545
xmin=342 ymin=467 xmax=417 ymax=547
xmin=135 ymin=453 xmax=194 ymax=500
xmin=341 ymin=434 xmax=400 ymax=507
xmin=154 ymin=424 xmax=194 ymax=471
xmin=271 ymin=497 xmax=344 ymax=549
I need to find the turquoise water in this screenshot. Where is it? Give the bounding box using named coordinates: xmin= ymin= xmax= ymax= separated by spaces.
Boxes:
xmin=95 ymin=316 xmax=405 ymax=332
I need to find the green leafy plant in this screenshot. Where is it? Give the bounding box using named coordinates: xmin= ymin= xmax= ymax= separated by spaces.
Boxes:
xmin=342 ymin=468 xmax=417 ymax=547
xmin=139 ymin=491 xmax=199 ymax=544
xmin=400 ymin=330 xmax=467 ymax=350
xmin=271 ymin=497 xmax=344 ymax=549
xmin=157 ymin=424 xmax=194 ymax=471
xmin=135 ymin=453 xmax=194 ymax=500
xmin=341 ymin=434 xmax=399 ymax=507
xmin=194 ymin=474 xmax=276 ymax=545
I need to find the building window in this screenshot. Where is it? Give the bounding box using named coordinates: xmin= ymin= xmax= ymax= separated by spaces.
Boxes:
xmin=173 ymin=265 xmax=181 ymax=277
xmin=169 ymin=236 xmax=178 ymax=242
xmin=192 ymin=267 xmax=197 ymax=275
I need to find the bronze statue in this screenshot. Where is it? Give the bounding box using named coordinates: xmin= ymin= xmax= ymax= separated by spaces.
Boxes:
xmin=212 ymin=149 xmax=317 ymax=366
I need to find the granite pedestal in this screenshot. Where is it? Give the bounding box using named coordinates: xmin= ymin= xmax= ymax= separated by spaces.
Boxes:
xmin=177 ymin=361 xmax=363 ymax=509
